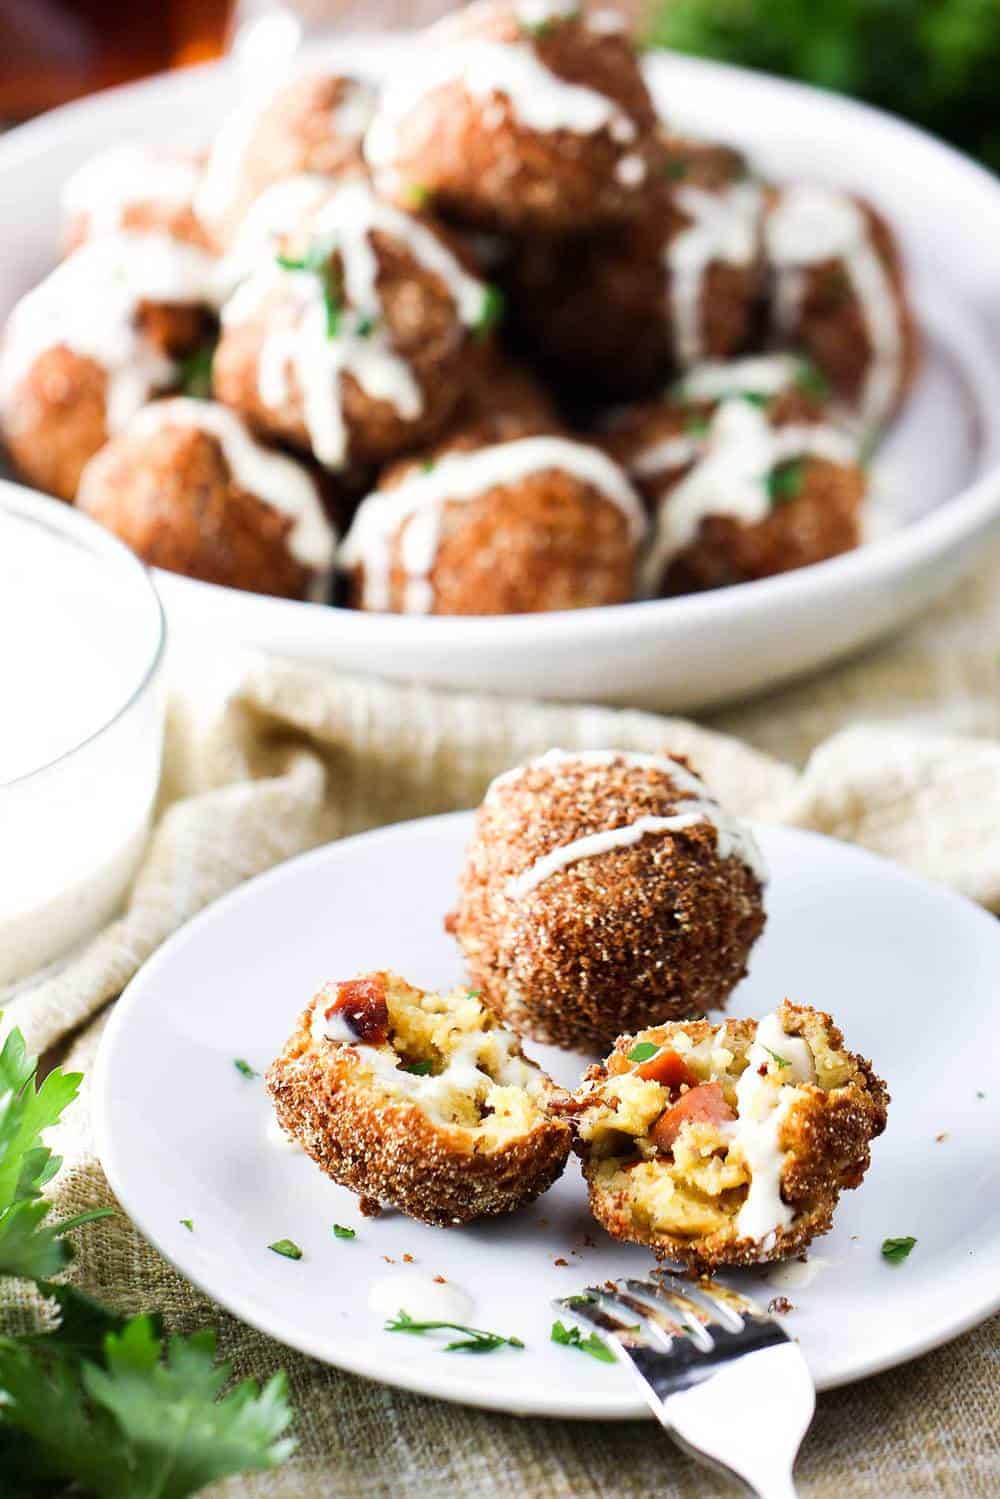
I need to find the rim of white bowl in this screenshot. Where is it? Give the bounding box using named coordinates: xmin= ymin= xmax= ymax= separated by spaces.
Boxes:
xmin=0 ymin=484 xmax=166 ymax=789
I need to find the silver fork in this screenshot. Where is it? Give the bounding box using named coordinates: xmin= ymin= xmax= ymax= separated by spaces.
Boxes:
xmin=556 ymin=1273 xmax=815 ymax=1498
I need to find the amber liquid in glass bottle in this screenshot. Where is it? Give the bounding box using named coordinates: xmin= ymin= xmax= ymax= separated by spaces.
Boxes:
xmin=0 ymin=0 xmax=233 ymax=121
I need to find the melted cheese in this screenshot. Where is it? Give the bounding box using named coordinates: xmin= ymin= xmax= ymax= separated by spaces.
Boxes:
xmin=731 ymin=1012 xmax=815 ymax=1242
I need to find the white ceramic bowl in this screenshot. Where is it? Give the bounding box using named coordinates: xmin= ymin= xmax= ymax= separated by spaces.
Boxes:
xmin=3 ymin=42 xmax=1000 ymax=709
xmin=0 ymin=489 xmax=165 ymax=985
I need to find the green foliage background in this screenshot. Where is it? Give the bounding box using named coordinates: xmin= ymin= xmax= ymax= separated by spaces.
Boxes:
xmin=647 ymin=0 xmax=1000 ymax=171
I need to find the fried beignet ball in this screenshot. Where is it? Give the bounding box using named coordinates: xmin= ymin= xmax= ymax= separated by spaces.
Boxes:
xmin=77 ymin=398 xmax=336 ymax=599
xmin=339 ymin=425 xmax=644 ymax=615
xmin=266 ymin=971 xmax=572 ymax=1226
xmin=62 ymin=143 xmax=213 ymax=254
xmin=213 ymin=180 xmax=492 ymax=472
xmin=605 ymin=354 xmax=866 ymax=595
xmin=0 ymin=237 xmax=216 ymax=500
xmin=763 ymin=184 xmax=920 ymax=431
xmin=197 ymin=72 xmax=377 ymax=246
xmin=573 ymin=1001 xmax=888 ymax=1269
xmin=364 ymin=2 xmax=659 ymax=234
xmin=506 ymin=139 xmax=762 ymax=400
xmin=450 ymin=749 xmax=767 ymax=1051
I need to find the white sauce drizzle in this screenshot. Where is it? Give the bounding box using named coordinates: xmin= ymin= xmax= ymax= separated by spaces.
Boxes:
xmin=222 ymin=180 xmax=486 ymax=469
xmin=765 ymin=184 xmax=903 ymax=428
xmin=616 ymin=152 xmax=646 ymax=188
xmin=369 ymin=1271 xmax=474 ymax=1325
xmin=80 ymin=398 xmax=336 ymax=571
xmin=638 ymin=397 xmax=860 ymax=590
xmin=365 ymin=40 xmax=635 ymax=171
xmin=766 ymin=1255 xmax=831 ymax=1291
xmin=666 ymin=182 xmax=761 ymax=366
xmin=487 ymin=747 xmax=767 ymax=886
xmin=196 ymin=87 xmax=279 ymax=228
xmin=678 ymin=353 xmax=806 ymax=403
xmin=330 ymin=78 xmax=378 ymax=139
xmin=732 ymin=1012 xmax=815 ymax=1242
xmin=63 ymin=144 xmax=203 ymax=239
xmin=339 ymin=437 xmax=646 ymax=613
xmin=515 ymin=0 xmax=579 ymax=28
xmin=0 ymin=234 xmax=221 ymax=432
xmin=220 ymin=174 xmax=332 ymax=293
xmin=587 ymin=7 xmax=627 ymax=32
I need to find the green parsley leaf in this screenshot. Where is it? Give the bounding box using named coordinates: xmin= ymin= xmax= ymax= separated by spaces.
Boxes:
xmin=474 ymin=284 xmax=504 ymax=341
xmin=177 ymin=346 xmax=214 ymax=399
xmin=794 ymin=362 xmax=831 ymax=402
xmin=0 ymin=1316 xmax=295 ymax=1498
xmin=684 ymin=411 xmax=711 ymax=435
xmin=180 ymin=1219 xmax=194 ymax=1232
xmin=551 ymin=1320 xmax=616 ymax=1363
xmin=405 ymin=182 xmax=431 ymax=210
xmin=277 ymin=240 xmax=343 ymax=340
xmin=234 ymin=1059 xmax=257 ymax=1079
xmin=664 ymin=157 xmax=689 ymax=180
xmin=761 ymin=1045 xmax=791 ymax=1069
xmin=355 ymin=314 xmax=376 ymax=338
xmin=0 ymin=1022 xmax=111 ymax=1279
xmin=627 ymin=1041 xmax=659 ymax=1064
xmin=402 ymin=1060 xmax=434 ymax=1076
xmin=268 ymin=1239 xmax=302 ymax=1261
xmin=332 ymin=1224 xmax=356 ymax=1240
xmin=421 ymin=459 xmax=436 ymax=474
xmin=977 ymin=1090 xmax=986 ymax=1099
xmin=385 ymin=1309 xmax=523 ymax=1354
xmin=739 ymin=389 xmax=770 ymax=408
xmin=881 ymin=1236 xmax=917 ymax=1264
xmin=466 ymin=988 xmax=481 ymax=998
xmin=767 ymin=459 xmax=804 ymax=506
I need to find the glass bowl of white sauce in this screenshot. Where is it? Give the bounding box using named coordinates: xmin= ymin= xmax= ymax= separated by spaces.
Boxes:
xmin=0 ymin=483 xmax=165 ymax=986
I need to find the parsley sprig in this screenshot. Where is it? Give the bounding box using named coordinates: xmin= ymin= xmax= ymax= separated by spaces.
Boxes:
xmin=277 ymin=239 xmax=344 ymax=339
xmin=627 ymin=1041 xmax=659 ymax=1064
xmin=550 ymin=1320 xmax=616 ymax=1364
xmin=761 ymin=1045 xmax=791 ymax=1069
xmin=385 ymin=1308 xmax=524 ymax=1354
xmin=768 ymin=458 xmax=804 ymax=506
xmin=881 ymin=1236 xmax=917 ymax=1264
xmin=0 ymin=1016 xmax=296 ymax=1495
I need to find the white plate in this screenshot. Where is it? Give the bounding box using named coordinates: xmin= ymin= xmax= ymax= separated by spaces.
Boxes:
xmin=94 ymin=812 xmax=1000 ymax=1418
xmin=4 ymin=47 xmax=1000 ymax=709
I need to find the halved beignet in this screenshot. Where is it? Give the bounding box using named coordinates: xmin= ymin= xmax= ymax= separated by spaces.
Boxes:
xmin=573 ymin=1000 xmax=888 ymax=1269
xmin=266 ymin=970 xmax=572 ymax=1226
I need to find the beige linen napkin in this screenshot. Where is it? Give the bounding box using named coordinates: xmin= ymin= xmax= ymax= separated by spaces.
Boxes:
xmin=5 ymin=549 xmax=1000 ymax=1496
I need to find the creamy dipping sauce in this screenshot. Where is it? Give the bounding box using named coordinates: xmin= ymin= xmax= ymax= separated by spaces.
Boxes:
xmin=340 ymin=437 xmax=645 ymax=613
xmin=368 ymin=1270 xmax=474 ymax=1325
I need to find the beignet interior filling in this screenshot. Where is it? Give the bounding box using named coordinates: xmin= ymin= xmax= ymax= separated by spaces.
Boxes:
xmin=578 ymin=1007 xmax=857 ymax=1243
xmin=313 ymin=973 xmax=550 ymax=1143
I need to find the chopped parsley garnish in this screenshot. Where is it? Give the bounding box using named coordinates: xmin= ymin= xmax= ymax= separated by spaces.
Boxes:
xmin=356 ymin=314 xmax=376 ymax=338
xmin=180 ymin=1219 xmax=194 ymax=1232
xmin=551 ymin=1320 xmax=616 ymax=1363
xmin=385 ymin=1309 xmax=523 ymax=1353
xmin=402 ymin=1060 xmax=434 ymax=1076
xmin=277 ymin=239 xmax=343 ymax=339
xmin=406 ymin=182 xmax=431 ymax=210
xmin=332 ymin=1224 xmax=356 ymax=1240
xmin=795 ymin=362 xmax=831 ymax=402
xmin=234 ymin=1058 xmax=257 ymax=1079
xmin=739 ymin=389 xmax=770 ymax=408
xmin=767 ymin=459 xmax=804 ymax=506
xmin=664 ymin=158 xmax=689 ymax=181
xmin=761 ymin=1045 xmax=791 ymax=1069
xmin=466 ymin=988 xmax=481 ymax=998
xmin=881 ymin=1236 xmax=917 ymax=1264
xmin=268 ymin=1239 xmax=303 ymax=1261
xmin=421 ymin=459 xmax=436 ymax=474
xmin=178 ymin=345 xmax=214 ymax=399
xmin=628 ymin=1041 xmax=659 ymax=1064
xmin=684 ymin=412 xmax=711 ymax=435
xmin=474 ymin=284 xmax=504 ymax=341
xmin=977 ymin=1090 xmax=986 ymax=1099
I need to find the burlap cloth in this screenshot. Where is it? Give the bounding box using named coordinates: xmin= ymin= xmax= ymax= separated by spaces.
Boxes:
xmin=5 ymin=552 xmax=1000 ymax=1496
